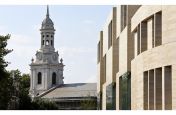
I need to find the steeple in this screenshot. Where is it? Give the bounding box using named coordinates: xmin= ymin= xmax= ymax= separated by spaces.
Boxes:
xmin=40 ymin=5 xmax=55 ymax=52
xmin=29 ymin=5 xmax=64 ymax=97
xmin=41 ymin=5 xmax=54 ymax=30
xmin=46 ymin=5 xmax=49 ymax=18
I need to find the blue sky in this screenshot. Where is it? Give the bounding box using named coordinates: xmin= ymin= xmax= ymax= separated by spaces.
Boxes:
xmin=0 ymin=5 xmax=112 ymax=83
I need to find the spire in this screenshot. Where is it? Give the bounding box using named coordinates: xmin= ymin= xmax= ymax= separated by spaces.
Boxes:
xmin=46 ymin=5 xmax=49 ymax=18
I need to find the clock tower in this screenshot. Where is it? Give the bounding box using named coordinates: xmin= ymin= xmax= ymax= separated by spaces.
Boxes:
xmin=29 ymin=6 xmax=64 ymax=97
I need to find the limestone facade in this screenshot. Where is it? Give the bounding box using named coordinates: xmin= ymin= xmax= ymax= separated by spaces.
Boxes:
xmin=97 ymin=5 xmax=176 ymax=110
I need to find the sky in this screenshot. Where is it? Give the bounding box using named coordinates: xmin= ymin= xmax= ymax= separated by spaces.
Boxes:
xmin=0 ymin=5 xmax=112 ymax=83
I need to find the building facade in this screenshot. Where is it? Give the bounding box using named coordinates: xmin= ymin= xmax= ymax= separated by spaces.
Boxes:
xmin=97 ymin=5 xmax=176 ymax=110
xmin=29 ymin=6 xmax=64 ymax=97
xmin=29 ymin=6 xmax=97 ymax=110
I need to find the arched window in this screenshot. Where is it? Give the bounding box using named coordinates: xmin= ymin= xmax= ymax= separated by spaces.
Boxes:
xmin=52 ymin=72 xmax=56 ymax=85
xmin=38 ymin=72 xmax=42 ymax=84
xmin=46 ymin=40 xmax=49 ymax=45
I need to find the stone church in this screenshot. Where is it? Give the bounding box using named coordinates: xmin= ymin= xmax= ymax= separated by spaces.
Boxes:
xmin=29 ymin=6 xmax=97 ymax=110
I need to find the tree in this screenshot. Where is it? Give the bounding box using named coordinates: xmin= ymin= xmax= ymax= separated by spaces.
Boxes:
xmin=0 ymin=34 xmax=58 ymax=110
xmin=9 ymin=69 xmax=58 ymax=110
xmin=31 ymin=98 xmax=58 ymax=110
xmin=80 ymin=94 xmax=97 ymax=110
xmin=0 ymin=34 xmax=13 ymax=109
xmin=9 ymin=70 xmax=32 ymax=109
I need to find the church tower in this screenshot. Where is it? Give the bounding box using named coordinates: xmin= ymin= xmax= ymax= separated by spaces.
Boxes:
xmin=29 ymin=6 xmax=64 ymax=97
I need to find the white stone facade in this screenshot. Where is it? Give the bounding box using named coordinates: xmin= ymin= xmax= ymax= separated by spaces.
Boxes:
xmin=29 ymin=6 xmax=64 ymax=97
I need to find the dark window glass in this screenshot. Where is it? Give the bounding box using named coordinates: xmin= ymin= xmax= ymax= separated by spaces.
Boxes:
xmin=52 ymin=72 xmax=56 ymax=85
xmin=51 ymin=40 xmax=53 ymax=46
xmin=38 ymin=72 xmax=42 ymax=84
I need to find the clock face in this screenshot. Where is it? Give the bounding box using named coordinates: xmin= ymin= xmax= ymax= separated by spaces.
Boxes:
xmin=52 ymin=54 xmax=57 ymax=61
xmin=37 ymin=53 xmax=42 ymax=60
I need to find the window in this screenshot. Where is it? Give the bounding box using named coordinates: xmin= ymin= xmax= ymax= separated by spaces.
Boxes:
xmin=164 ymin=66 xmax=172 ymax=110
xmin=52 ymin=72 xmax=56 ymax=85
xmin=143 ymin=71 xmax=148 ymax=110
xmin=42 ymin=35 xmax=44 ymax=38
xmin=119 ymin=72 xmax=131 ymax=110
xmin=46 ymin=40 xmax=49 ymax=45
xmin=121 ymin=5 xmax=127 ymax=32
xmin=51 ymin=40 xmax=53 ymax=46
xmin=46 ymin=35 xmax=49 ymax=37
xmin=141 ymin=21 xmax=147 ymax=53
xmin=42 ymin=40 xmax=44 ymax=45
xmin=154 ymin=12 xmax=162 ymax=47
xmin=108 ymin=21 xmax=113 ymax=49
xmin=51 ymin=35 xmax=53 ymax=38
xmin=38 ymin=72 xmax=42 ymax=84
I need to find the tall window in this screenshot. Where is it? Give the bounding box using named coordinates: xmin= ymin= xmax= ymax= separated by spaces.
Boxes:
xmin=154 ymin=11 xmax=162 ymax=47
xmin=51 ymin=40 xmax=53 ymax=46
xmin=121 ymin=5 xmax=127 ymax=32
xmin=108 ymin=21 xmax=113 ymax=49
xmin=52 ymin=72 xmax=56 ymax=85
xmin=42 ymin=40 xmax=44 ymax=45
xmin=38 ymin=72 xmax=42 ymax=84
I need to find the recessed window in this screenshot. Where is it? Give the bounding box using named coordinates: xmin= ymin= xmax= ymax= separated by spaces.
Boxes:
xmin=46 ymin=35 xmax=49 ymax=37
xmin=42 ymin=35 xmax=44 ymax=38
xmin=108 ymin=21 xmax=112 ymax=49
xmin=51 ymin=40 xmax=53 ymax=46
xmin=51 ymin=35 xmax=53 ymax=38
xmin=52 ymin=72 xmax=56 ymax=85
xmin=42 ymin=40 xmax=44 ymax=45
xmin=38 ymin=72 xmax=42 ymax=84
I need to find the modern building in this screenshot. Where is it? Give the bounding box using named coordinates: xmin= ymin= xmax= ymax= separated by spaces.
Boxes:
xmin=97 ymin=5 xmax=176 ymax=110
xmin=29 ymin=6 xmax=97 ymax=110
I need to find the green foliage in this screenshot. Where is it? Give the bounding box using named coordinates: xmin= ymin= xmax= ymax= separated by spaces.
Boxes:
xmin=32 ymin=98 xmax=58 ymax=110
xmin=80 ymin=96 xmax=97 ymax=110
xmin=0 ymin=34 xmax=12 ymax=73
xmin=8 ymin=69 xmax=31 ymax=109
xmin=9 ymin=69 xmax=58 ymax=110
xmin=0 ymin=34 xmax=13 ymax=109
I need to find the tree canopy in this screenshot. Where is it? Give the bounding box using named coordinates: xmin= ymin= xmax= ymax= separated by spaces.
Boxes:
xmin=0 ymin=34 xmax=13 ymax=109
